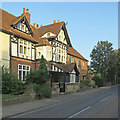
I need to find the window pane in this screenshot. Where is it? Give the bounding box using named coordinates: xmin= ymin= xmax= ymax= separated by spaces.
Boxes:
xmin=24 ymin=41 xmax=27 ymax=45
xmin=20 ymin=45 xmax=23 ymax=53
xmin=23 ymin=66 xmax=26 ymax=70
xmin=24 ymin=46 xmax=27 ymax=54
xmin=19 ymin=71 xmax=22 ymax=80
xmin=47 ymin=33 xmax=50 ymax=37
xmin=23 ymin=71 xmax=26 ymax=80
xmin=28 ymin=42 xmax=30 ymax=46
xmin=27 ymin=66 xmax=29 ymax=70
xmin=19 ymin=65 xmax=22 ymax=69
xmin=17 ymin=23 xmax=20 ymax=29
xmin=78 ymin=59 xmax=80 ymax=67
xmin=20 ymin=39 xmax=23 ymax=44
xmin=22 ymin=24 xmax=24 ymax=31
xmin=28 ymin=48 xmax=30 ymax=56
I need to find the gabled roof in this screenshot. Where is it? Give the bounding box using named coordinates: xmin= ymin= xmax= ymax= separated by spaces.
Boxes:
xmin=35 ymin=38 xmax=52 ymax=47
xmin=38 ymin=22 xmax=64 ymax=37
xmin=67 ymin=47 xmax=88 ymax=61
xmin=11 ymin=14 xmax=34 ymax=36
xmin=0 ymin=9 xmax=37 ymax=43
xmin=52 ymin=62 xmax=79 ymax=74
xmin=33 ymin=21 xmax=72 ymax=47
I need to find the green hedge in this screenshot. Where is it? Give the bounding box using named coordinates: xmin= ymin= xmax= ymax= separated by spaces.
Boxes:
xmin=2 ymin=66 xmax=25 ymax=95
xmin=33 ymin=83 xmax=51 ymax=99
xmin=80 ymin=79 xmax=91 ymax=89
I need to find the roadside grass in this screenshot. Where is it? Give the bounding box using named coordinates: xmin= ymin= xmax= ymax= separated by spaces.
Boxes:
xmin=2 ymin=94 xmax=29 ymax=100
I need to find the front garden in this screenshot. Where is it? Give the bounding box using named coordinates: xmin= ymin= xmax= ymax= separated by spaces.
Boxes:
xmin=2 ymin=55 xmax=52 ymax=100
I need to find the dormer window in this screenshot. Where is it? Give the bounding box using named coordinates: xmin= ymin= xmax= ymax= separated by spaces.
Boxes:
xmin=47 ymin=33 xmax=50 ymax=37
xmin=14 ymin=16 xmax=33 ymax=36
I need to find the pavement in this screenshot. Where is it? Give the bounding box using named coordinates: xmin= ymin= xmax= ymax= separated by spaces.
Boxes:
xmin=2 ymin=85 xmax=119 ymax=119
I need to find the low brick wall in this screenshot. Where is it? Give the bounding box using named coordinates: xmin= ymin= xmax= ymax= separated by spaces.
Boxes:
xmin=65 ymin=83 xmax=80 ymax=93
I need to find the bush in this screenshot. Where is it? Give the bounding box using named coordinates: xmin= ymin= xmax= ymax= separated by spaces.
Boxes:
xmin=2 ymin=66 xmax=25 ymax=95
xmin=26 ymin=55 xmax=49 ymax=85
xmin=92 ymin=73 xmax=103 ymax=87
xmin=33 ymin=83 xmax=51 ymax=99
xmin=80 ymin=79 xmax=91 ymax=88
xmin=43 ymin=85 xmax=52 ymax=98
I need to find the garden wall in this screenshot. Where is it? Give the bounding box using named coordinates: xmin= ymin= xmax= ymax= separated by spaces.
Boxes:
xmin=65 ymin=83 xmax=80 ymax=93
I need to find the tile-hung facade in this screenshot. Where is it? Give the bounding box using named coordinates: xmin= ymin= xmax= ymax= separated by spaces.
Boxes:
xmin=0 ymin=8 xmax=88 ymax=84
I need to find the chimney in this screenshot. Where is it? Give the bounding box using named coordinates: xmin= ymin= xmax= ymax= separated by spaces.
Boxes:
xmin=23 ymin=8 xmax=25 ymax=14
xmin=26 ymin=8 xmax=29 ymax=13
xmin=33 ymin=23 xmax=39 ymax=28
xmin=54 ymin=20 xmax=56 ymax=24
xmin=26 ymin=8 xmax=31 ymax=24
xmin=58 ymin=20 xmax=60 ymax=23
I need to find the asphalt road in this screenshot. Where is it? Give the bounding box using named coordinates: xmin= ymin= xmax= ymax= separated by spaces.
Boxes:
xmin=11 ymin=85 xmax=118 ymax=119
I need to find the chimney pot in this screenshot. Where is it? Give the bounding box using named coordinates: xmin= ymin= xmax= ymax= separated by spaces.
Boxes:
xmin=26 ymin=9 xmax=29 ymax=13
xmin=33 ymin=23 xmax=39 ymax=28
xmin=23 ymin=8 xmax=25 ymax=14
xmin=54 ymin=20 xmax=56 ymax=24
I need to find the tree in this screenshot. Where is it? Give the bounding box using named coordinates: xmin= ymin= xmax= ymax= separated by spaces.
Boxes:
xmin=118 ymin=48 xmax=120 ymax=84
xmin=26 ymin=55 xmax=49 ymax=85
xmin=90 ymin=41 xmax=115 ymax=84
xmin=105 ymin=50 xmax=118 ymax=84
xmin=38 ymin=55 xmax=49 ymax=84
xmin=92 ymin=72 xmax=103 ymax=87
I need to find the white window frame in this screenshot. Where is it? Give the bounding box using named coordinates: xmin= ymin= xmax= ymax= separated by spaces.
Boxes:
xmin=18 ymin=64 xmax=30 ymax=83
xmin=70 ymin=73 xmax=76 ymax=83
xmin=18 ymin=39 xmax=31 ymax=59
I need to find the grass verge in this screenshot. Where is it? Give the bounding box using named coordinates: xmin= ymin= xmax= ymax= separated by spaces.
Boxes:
xmin=2 ymin=94 xmax=28 ymax=100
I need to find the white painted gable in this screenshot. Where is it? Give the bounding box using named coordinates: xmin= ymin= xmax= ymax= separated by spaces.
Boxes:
xmin=41 ymin=32 xmax=56 ymax=38
xmin=57 ymin=29 xmax=67 ymax=45
xmin=71 ymin=69 xmax=76 ymax=74
xmin=14 ymin=17 xmax=33 ymax=36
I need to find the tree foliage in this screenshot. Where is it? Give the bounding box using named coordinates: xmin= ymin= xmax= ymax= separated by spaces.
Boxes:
xmin=26 ymin=55 xmax=49 ymax=85
xmin=118 ymin=48 xmax=120 ymax=84
xmin=90 ymin=41 xmax=118 ymax=85
xmin=2 ymin=66 xmax=25 ymax=95
xmin=26 ymin=55 xmax=51 ymax=99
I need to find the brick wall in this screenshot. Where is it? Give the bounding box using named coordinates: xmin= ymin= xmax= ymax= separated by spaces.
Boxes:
xmin=11 ymin=57 xmax=35 ymax=75
xmin=67 ymin=54 xmax=88 ymax=80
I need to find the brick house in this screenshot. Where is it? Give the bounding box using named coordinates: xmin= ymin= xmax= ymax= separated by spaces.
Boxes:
xmin=0 ymin=8 xmax=88 ymax=85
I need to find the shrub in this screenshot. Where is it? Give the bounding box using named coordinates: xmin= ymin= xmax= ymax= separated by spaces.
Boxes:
xmin=92 ymin=73 xmax=103 ymax=87
xmin=43 ymin=85 xmax=52 ymax=98
xmin=26 ymin=55 xmax=49 ymax=85
xmin=80 ymin=79 xmax=91 ymax=89
xmin=2 ymin=66 xmax=25 ymax=95
xmin=32 ymin=83 xmax=51 ymax=99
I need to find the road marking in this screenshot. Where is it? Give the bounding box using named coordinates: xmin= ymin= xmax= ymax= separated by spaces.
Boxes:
xmin=66 ymin=106 xmax=91 ymax=119
xmin=99 ymin=93 xmax=117 ymax=103
xmin=112 ymin=93 xmax=118 ymax=96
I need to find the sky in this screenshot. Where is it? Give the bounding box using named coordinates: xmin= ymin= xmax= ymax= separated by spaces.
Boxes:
xmin=1 ymin=2 xmax=118 ymax=65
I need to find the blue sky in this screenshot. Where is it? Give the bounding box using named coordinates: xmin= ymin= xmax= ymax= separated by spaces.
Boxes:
xmin=1 ymin=2 xmax=118 ymax=64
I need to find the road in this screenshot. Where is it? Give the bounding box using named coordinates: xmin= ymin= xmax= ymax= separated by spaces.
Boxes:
xmin=11 ymin=85 xmax=118 ymax=119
